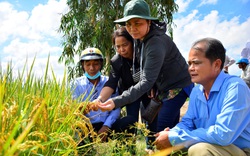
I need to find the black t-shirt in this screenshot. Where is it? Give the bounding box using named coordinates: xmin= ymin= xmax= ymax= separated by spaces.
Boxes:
xmin=104 ymin=54 xmax=137 ymax=94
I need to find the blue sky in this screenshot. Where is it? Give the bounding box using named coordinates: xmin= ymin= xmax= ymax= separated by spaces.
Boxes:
xmin=0 ymin=0 xmax=250 ymax=80
xmin=179 ymin=0 xmax=250 ymax=23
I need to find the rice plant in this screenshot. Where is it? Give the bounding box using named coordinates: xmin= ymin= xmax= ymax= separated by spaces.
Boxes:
xmin=0 ymin=57 xmax=144 ymax=156
xmin=0 ymin=57 xmax=186 ymax=156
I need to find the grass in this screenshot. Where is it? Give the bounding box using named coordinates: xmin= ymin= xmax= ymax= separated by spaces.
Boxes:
xmin=0 ymin=58 xmax=187 ymax=156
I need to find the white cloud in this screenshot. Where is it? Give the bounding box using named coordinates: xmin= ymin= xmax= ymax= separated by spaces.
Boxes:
xmin=3 ymin=38 xmax=61 ymax=58
xmin=198 ymin=0 xmax=218 ymax=7
xmin=173 ymin=10 xmax=250 ymax=76
xmin=29 ymin=0 xmax=68 ymax=38
xmin=0 ymin=0 xmax=68 ymax=81
xmin=175 ymin=0 xmax=193 ymax=13
xmin=0 ymin=2 xmax=31 ymax=43
xmin=2 ymin=38 xmax=65 ymax=78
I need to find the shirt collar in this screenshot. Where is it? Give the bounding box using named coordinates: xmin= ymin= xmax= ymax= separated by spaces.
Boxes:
xmin=199 ymin=71 xmax=228 ymax=93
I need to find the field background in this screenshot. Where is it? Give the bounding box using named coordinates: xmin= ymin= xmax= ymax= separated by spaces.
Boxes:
xmin=0 ymin=61 xmax=189 ymax=156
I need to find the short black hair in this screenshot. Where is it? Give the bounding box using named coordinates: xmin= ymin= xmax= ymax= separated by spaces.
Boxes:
xmin=192 ymin=37 xmax=226 ymax=70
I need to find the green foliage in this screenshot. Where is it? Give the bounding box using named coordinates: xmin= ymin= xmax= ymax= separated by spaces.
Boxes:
xmin=58 ymin=0 xmax=178 ymax=82
xmin=0 ymin=58 xmax=150 ymax=155
xmin=0 ymin=57 xmax=80 ymax=155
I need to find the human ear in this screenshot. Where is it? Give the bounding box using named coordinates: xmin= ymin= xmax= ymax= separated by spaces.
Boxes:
xmin=148 ymin=20 xmax=151 ymax=26
xmin=214 ymin=59 xmax=222 ymax=71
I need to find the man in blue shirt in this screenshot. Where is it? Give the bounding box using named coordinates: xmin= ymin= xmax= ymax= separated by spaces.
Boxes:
xmin=155 ymin=38 xmax=250 ymax=156
xmin=71 ymin=47 xmax=120 ymax=142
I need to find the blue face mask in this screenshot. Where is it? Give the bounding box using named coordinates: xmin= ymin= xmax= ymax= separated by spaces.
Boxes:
xmin=84 ymin=71 xmax=101 ymax=80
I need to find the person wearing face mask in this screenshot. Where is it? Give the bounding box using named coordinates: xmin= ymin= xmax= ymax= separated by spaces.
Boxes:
xmin=71 ymin=47 xmax=120 ymax=145
xmin=98 ymin=0 xmax=194 ymax=152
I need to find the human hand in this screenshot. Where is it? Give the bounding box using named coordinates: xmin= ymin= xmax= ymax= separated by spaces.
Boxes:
xmin=91 ymin=98 xmax=103 ymax=110
xmin=97 ymin=125 xmax=110 ymax=142
xmin=148 ymin=88 xmax=155 ymax=98
xmin=79 ymin=101 xmax=99 ymax=115
xmin=98 ymin=99 xmax=115 ymax=111
xmin=154 ymin=130 xmax=172 ymax=150
xmin=164 ymin=127 xmax=170 ymax=131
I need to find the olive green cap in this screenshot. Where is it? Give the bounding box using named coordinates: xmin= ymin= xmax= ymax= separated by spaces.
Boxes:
xmin=114 ymin=0 xmax=158 ymax=24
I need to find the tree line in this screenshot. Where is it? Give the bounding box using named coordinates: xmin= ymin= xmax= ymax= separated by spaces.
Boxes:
xmin=58 ymin=0 xmax=178 ymax=81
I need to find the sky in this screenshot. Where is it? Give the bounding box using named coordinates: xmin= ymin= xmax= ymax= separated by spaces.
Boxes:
xmin=0 ymin=0 xmax=250 ymax=81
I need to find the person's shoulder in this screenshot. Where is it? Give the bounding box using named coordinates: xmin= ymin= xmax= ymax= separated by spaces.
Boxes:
xmin=246 ymin=64 xmax=250 ymax=70
xmin=145 ymin=31 xmax=173 ymax=48
xmin=100 ymin=74 xmax=108 ymax=78
xmin=223 ymin=75 xmax=248 ymax=88
xmin=188 ymin=84 xmax=202 ymax=101
xmin=225 ymin=74 xmax=242 ymax=81
xmin=111 ymin=54 xmax=121 ymax=62
xmin=100 ymin=75 xmax=109 ymax=81
xmin=70 ymin=76 xmax=88 ymax=90
xmin=111 ymin=54 xmax=123 ymax=67
xmin=191 ymin=84 xmax=202 ymax=92
xmin=76 ymin=75 xmax=87 ymax=81
xmin=71 ymin=76 xmax=86 ymax=83
xmin=220 ymin=75 xmax=250 ymax=97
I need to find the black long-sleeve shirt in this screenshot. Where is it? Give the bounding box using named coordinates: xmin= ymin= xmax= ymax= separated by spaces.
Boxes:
xmin=113 ymin=22 xmax=192 ymax=109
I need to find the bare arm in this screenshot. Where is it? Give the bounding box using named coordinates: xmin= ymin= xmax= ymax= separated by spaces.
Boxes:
xmin=98 ymin=86 xmax=115 ymax=102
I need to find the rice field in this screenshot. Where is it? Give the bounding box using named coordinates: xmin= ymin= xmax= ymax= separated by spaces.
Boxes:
xmin=0 ymin=59 xmax=186 ymax=156
xmin=0 ymin=59 xmax=147 ymax=156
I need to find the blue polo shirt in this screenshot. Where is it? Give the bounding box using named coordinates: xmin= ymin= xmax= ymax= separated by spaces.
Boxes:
xmin=168 ymin=71 xmax=250 ymax=149
xmin=71 ymin=75 xmax=120 ymax=128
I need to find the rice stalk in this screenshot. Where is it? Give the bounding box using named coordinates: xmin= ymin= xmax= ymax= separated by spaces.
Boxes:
xmin=1 ymin=56 xmax=175 ymax=155
xmin=4 ymin=94 xmax=47 ymax=156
